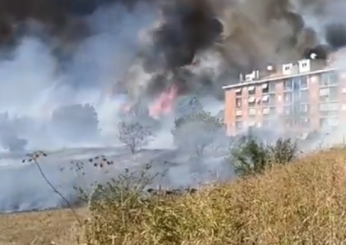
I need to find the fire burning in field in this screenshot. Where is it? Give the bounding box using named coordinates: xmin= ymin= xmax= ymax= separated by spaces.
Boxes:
xmin=149 ymin=85 xmax=178 ymax=118
xmin=116 ymin=84 xmax=179 ymax=118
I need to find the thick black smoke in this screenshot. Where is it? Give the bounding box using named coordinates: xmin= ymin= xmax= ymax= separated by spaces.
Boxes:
xmin=124 ymin=0 xmax=346 ymax=100
xmin=0 ymin=0 xmax=155 ymax=52
xmin=0 ymin=0 xmax=346 ymax=100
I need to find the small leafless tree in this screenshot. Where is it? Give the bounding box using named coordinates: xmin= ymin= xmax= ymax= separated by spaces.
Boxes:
xmin=118 ymin=100 xmax=155 ymax=154
xmin=118 ymin=120 xmax=152 ymax=154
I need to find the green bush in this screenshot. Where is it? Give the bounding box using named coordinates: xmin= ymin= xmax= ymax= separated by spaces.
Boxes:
xmin=231 ymin=136 xmax=298 ymax=178
xmin=269 ymin=138 xmax=298 ymax=164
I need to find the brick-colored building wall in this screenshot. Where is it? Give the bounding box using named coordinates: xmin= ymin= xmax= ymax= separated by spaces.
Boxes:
xmin=224 ymin=89 xmax=235 ymax=135
xmin=223 ymin=68 xmax=346 ymax=136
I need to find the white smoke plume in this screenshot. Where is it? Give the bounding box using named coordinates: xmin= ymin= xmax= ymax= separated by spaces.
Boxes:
xmin=0 ymin=3 xmax=159 ymax=150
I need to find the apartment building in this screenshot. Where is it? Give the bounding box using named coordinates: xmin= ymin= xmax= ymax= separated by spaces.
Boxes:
xmin=222 ymin=51 xmax=346 ymax=136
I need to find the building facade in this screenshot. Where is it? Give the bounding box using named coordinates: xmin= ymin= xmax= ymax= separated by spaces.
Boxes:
xmin=223 ymin=56 xmax=346 ymax=136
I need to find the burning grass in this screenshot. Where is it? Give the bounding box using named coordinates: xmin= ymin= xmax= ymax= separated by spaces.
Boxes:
xmin=2 ymin=147 xmax=346 ymax=245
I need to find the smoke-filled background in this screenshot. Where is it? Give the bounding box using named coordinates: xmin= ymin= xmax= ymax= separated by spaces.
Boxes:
xmin=1 ymin=0 xmax=346 ymax=213
xmin=1 ymin=0 xmax=346 ymax=139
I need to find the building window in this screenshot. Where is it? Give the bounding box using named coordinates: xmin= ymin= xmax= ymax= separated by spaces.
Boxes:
xmin=320 ymin=117 xmax=339 ymax=127
xmin=284 ymin=79 xmax=292 ymax=90
xmin=319 ymin=87 xmax=339 ymax=102
xmin=319 ymin=102 xmax=339 ymax=116
xmin=262 ymin=83 xmax=269 ymax=93
xmin=235 ymin=110 xmax=242 ymax=119
xmin=284 ymin=76 xmax=308 ymax=91
xmin=298 ymin=118 xmax=310 ymax=127
xmin=284 ymin=92 xmax=292 ymax=104
xmin=319 ymin=102 xmax=339 ymax=111
xmin=300 ymin=76 xmax=308 ymax=89
xmin=248 ymin=97 xmax=256 ymax=107
xmin=262 ymin=94 xmax=276 ymax=106
xmin=262 ymin=82 xmax=276 ymax=94
xmin=284 ymin=105 xmax=292 ymax=115
xmin=235 ymin=88 xmax=242 ymax=96
xmin=292 ymin=77 xmax=301 ymax=90
xmin=299 ymin=104 xmax=309 ymax=115
xmin=262 ymin=107 xmax=270 ymax=115
xmin=299 ymin=90 xmax=309 ymax=102
xmin=330 ymin=86 xmax=339 ymax=98
xmin=319 ymin=88 xmax=329 ymax=98
xmin=263 ymin=106 xmax=276 ymax=118
xmin=248 ymin=86 xmax=256 ymax=95
xmin=319 ymin=72 xmax=339 ymax=87
xmin=269 ymin=82 xmax=276 ymax=93
xmin=269 ymin=94 xmax=276 ymax=105
xmin=249 ymin=108 xmax=257 ymax=116
xmin=236 ymin=98 xmax=242 ymax=108
xmin=284 ymin=104 xmax=304 ymax=118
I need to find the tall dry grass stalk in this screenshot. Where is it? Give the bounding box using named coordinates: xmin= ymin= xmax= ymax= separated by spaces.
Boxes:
xmin=76 ymin=148 xmax=346 ymax=245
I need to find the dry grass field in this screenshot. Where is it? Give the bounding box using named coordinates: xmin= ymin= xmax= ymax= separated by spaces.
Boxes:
xmin=0 ymin=208 xmax=87 ymax=245
xmin=2 ymin=147 xmax=346 ymax=245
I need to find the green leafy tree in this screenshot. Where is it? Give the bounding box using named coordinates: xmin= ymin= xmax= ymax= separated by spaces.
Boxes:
xmin=172 ymin=110 xmax=223 ymax=157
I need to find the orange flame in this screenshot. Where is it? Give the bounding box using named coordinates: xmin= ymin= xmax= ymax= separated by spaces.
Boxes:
xmin=149 ymin=85 xmax=178 ymax=118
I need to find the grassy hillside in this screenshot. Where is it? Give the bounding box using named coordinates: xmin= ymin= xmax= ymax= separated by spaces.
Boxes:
xmin=2 ymin=147 xmax=346 ymax=245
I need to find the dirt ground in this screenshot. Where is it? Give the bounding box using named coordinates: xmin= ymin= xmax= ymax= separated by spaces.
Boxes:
xmin=0 ymin=208 xmax=85 ymax=245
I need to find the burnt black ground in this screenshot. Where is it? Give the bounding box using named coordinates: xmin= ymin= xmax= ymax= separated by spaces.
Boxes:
xmin=0 ymin=146 xmax=234 ymax=213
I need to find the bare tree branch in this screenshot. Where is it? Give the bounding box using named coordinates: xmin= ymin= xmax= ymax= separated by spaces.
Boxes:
xmin=23 ymin=151 xmax=82 ymax=226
